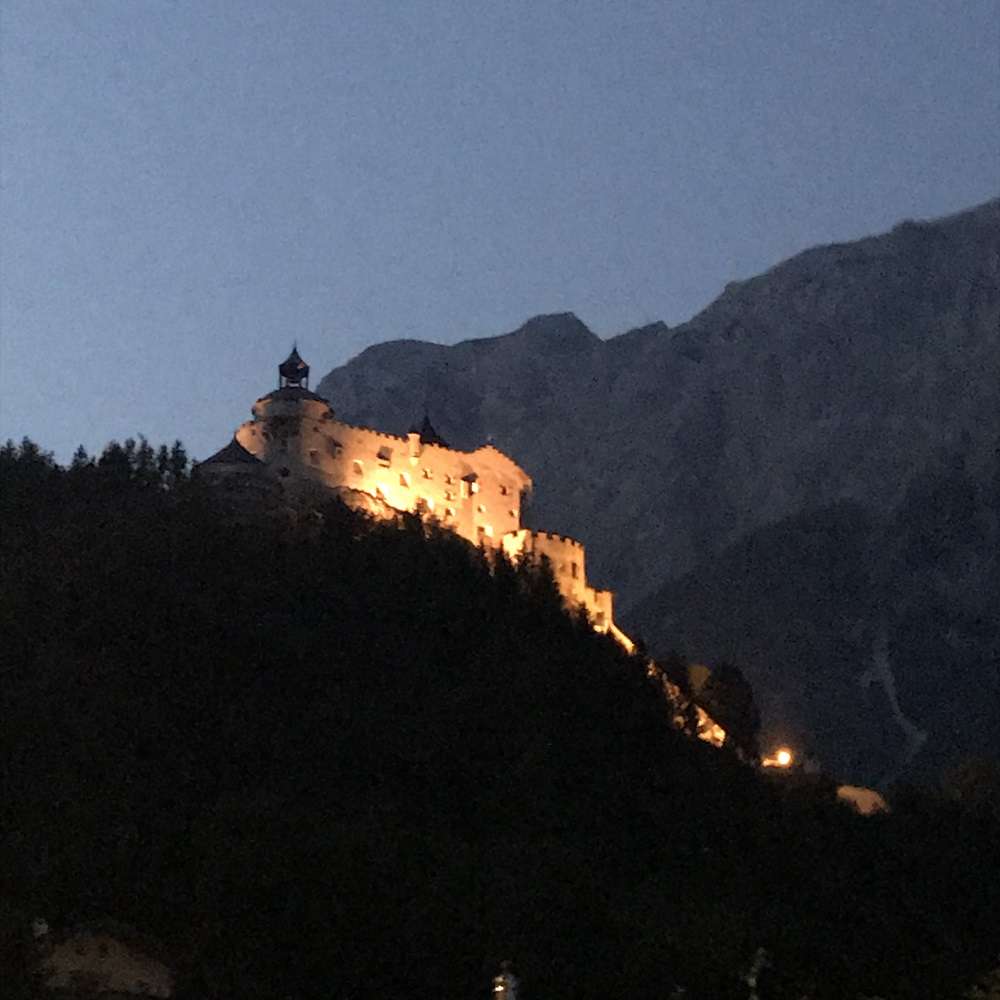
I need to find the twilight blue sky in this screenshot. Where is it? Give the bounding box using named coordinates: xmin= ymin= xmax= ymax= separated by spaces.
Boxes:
xmin=1 ymin=0 xmax=998 ymax=463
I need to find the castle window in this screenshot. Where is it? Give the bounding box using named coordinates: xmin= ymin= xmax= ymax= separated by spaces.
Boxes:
xmin=477 ymin=524 xmax=493 ymax=540
xmin=421 ymin=468 xmax=433 ymax=479
xmin=444 ymin=490 xmax=454 ymax=501
xmin=509 ymin=509 xmax=517 ymax=519
xmin=310 ymin=449 xmax=319 ymax=464
xmin=377 ymin=445 xmax=392 ymax=468
xmin=353 ymin=460 xmax=364 ymax=477
xmin=445 ymin=507 xmax=456 ymax=519
xmin=500 ymin=484 xmax=509 ymax=496
xmin=477 ymin=503 xmax=487 ymax=514
xmin=420 ymin=496 xmax=435 ymax=511
xmin=400 ymin=472 xmax=410 ymax=488
xmin=444 ymin=474 xmax=454 ymax=485
xmin=571 ymin=562 xmax=579 ymax=579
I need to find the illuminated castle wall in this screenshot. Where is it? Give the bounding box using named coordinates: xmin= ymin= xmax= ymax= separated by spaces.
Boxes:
xmin=502 ymin=529 xmax=613 ymax=632
xmin=200 ymin=348 xmax=617 ymax=633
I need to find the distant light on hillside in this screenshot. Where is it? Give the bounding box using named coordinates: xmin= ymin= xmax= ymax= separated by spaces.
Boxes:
xmin=762 ymin=747 xmax=794 ymax=768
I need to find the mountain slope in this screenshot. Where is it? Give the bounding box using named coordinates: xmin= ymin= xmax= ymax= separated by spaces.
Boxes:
xmin=318 ymin=201 xmax=998 ymax=610
xmin=316 ymin=200 xmax=999 ymax=781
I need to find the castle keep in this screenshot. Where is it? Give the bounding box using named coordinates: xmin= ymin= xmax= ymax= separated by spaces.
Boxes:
xmin=200 ymin=348 xmax=619 ymax=637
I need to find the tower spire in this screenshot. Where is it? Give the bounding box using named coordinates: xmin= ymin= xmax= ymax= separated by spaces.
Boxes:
xmin=278 ymin=345 xmax=309 ymax=389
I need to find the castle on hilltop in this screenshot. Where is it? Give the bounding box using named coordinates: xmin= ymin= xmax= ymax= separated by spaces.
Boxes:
xmin=199 ymin=347 xmax=628 ymax=644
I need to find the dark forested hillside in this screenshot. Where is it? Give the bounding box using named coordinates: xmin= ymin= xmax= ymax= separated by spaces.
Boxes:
xmin=2 ymin=440 xmax=998 ymax=999
xmin=626 ymin=489 xmax=1000 ymax=789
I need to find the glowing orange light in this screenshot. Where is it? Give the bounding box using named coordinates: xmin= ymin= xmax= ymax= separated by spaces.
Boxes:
xmin=762 ymin=747 xmax=794 ymax=768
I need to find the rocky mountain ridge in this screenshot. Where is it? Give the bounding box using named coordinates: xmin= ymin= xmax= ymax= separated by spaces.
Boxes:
xmin=317 ymin=199 xmax=999 ymax=783
xmin=319 ymin=200 xmax=998 ymax=608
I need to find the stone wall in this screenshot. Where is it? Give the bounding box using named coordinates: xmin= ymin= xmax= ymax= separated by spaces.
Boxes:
xmin=219 ymin=384 xmax=617 ymax=635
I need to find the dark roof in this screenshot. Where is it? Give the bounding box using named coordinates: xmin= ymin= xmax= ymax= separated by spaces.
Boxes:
xmin=279 ymin=345 xmax=309 ymax=383
xmin=200 ymin=438 xmax=262 ymax=466
xmin=417 ymin=415 xmax=448 ymax=448
xmin=261 ymin=386 xmax=331 ymax=404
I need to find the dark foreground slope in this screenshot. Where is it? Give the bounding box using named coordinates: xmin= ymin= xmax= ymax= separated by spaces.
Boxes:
xmin=2 ymin=444 xmax=998 ymax=999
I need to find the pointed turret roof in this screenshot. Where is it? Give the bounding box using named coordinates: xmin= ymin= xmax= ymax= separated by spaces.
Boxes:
xmin=200 ymin=438 xmax=262 ymax=466
xmin=416 ymin=415 xmax=448 ymax=448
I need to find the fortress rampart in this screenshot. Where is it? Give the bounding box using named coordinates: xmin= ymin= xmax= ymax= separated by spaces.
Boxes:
xmin=197 ymin=348 xmax=732 ymax=748
xmin=203 ymin=348 xmax=616 ymax=636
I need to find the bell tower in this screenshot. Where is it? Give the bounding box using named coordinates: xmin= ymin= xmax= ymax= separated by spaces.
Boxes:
xmin=278 ymin=345 xmax=310 ymax=389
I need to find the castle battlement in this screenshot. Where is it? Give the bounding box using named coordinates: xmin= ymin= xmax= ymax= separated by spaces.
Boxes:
xmin=538 ymin=531 xmax=583 ymax=548
xmin=346 ymin=426 xmax=408 ymax=445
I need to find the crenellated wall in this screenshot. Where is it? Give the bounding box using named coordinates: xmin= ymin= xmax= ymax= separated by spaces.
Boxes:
xmin=501 ymin=529 xmax=614 ymax=631
xmin=234 ymin=388 xmax=531 ymax=552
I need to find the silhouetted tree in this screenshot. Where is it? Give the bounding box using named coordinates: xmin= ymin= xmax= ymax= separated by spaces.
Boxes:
xmin=70 ymin=444 xmax=92 ymax=470
xmin=98 ymin=440 xmax=131 ymax=479
xmin=133 ymin=435 xmax=159 ymax=487
xmin=698 ymin=661 xmax=761 ymax=760
xmin=167 ymin=440 xmax=189 ymax=486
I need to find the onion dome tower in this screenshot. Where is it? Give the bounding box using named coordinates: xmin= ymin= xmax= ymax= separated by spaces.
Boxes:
xmin=278 ymin=345 xmax=310 ymax=389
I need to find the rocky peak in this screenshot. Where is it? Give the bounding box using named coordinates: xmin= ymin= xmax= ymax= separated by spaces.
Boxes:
xmin=513 ymin=311 xmax=597 ymax=343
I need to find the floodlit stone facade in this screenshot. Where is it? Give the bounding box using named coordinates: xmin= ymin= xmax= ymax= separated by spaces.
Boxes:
xmin=199 ymin=348 xmax=616 ymax=633
xmin=502 ymin=529 xmax=613 ymax=632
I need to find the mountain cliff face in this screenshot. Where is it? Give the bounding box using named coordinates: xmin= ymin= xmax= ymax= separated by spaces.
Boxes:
xmin=317 ymin=200 xmax=999 ymax=783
